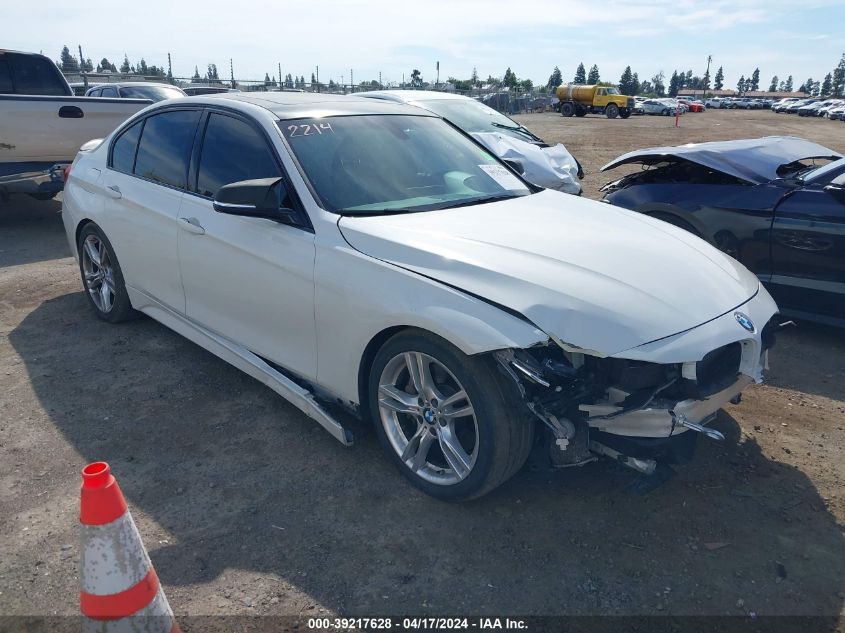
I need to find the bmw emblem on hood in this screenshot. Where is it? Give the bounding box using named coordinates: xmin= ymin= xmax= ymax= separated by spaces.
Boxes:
xmin=734 ymin=312 xmax=755 ymax=333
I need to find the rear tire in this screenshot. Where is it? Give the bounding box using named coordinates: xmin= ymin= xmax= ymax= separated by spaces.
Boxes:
xmin=561 ymin=102 xmax=575 ymax=117
xmin=77 ymin=223 xmax=138 ymax=323
xmin=369 ymin=329 xmax=534 ymax=501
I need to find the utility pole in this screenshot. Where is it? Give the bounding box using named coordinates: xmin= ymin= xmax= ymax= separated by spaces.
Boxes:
xmin=230 ymin=58 xmax=235 ymax=89
xmin=350 ymin=68 xmax=354 ymax=93
xmin=316 ymin=65 xmax=319 ymax=92
xmin=436 ymin=60 xmax=439 ymax=86
xmin=278 ymin=62 xmax=282 ymax=90
xmin=78 ymin=45 xmax=87 ymax=87
xmin=704 ymin=54 xmax=712 ymax=100
xmin=167 ymin=52 xmax=173 ymax=84
xmin=379 ymin=71 xmax=382 ymax=89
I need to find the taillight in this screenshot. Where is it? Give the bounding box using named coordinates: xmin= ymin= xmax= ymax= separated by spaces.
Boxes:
xmin=63 ymin=165 xmax=72 ymax=182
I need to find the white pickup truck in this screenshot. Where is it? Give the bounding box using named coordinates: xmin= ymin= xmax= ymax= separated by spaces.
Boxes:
xmin=0 ymin=50 xmax=150 ymax=201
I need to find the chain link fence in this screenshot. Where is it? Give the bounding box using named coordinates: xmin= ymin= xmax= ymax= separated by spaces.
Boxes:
xmin=62 ymin=71 xmax=559 ymax=114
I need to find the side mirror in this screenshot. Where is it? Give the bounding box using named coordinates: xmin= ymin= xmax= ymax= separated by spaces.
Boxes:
xmin=824 ymin=173 xmax=845 ymax=205
xmin=213 ymin=177 xmax=298 ymax=224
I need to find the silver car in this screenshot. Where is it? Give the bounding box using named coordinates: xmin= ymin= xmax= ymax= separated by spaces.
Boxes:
xmin=357 ymin=90 xmax=583 ymax=195
xmin=85 ymin=82 xmax=186 ymax=102
xmin=640 ymin=99 xmax=678 ymax=116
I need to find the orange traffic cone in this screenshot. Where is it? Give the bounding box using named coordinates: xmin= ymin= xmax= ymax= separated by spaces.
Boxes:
xmin=80 ymin=462 xmax=180 ymax=632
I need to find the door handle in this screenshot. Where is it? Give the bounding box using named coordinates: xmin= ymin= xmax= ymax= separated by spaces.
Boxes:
xmin=180 ymin=217 xmax=206 ymax=235
xmin=59 ymin=105 xmax=84 ymax=118
xmin=105 ymin=185 xmax=122 ymax=199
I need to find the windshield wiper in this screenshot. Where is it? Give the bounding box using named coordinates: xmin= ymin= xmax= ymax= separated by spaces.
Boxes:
xmin=434 ymin=194 xmax=519 ymax=210
xmin=338 ymin=208 xmax=418 ymax=217
xmin=491 ymin=122 xmax=542 ymax=142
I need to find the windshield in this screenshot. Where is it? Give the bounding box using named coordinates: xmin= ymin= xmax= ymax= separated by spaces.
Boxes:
xmin=606 ymin=87 xmax=620 ymax=95
xmin=118 ymin=85 xmax=184 ymax=101
xmin=803 ymin=157 xmax=845 ymax=183
xmin=414 ymin=98 xmax=540 ymax=143
xmin=279 ymin=115 xmax=531 ymax=215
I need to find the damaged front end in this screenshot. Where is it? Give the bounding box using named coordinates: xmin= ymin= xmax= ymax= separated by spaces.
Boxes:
xmin=495 ymin=315 xmax=779 ymax=479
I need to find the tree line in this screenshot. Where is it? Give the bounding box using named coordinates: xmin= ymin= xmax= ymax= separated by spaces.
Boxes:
xmin=55 ymin=45 xmax=845 ymax=99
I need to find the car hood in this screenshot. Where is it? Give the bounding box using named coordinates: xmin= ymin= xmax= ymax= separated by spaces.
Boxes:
xmin=471 ymin=132 xmax=581 ymax=195
xmin=337 ymin=190 xmax=760 ymax=356
xmin=600 ymin=136 xmax=842 ymax=184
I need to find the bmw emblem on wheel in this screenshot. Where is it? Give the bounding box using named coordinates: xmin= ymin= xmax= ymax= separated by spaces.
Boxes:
xmin=734 ymin=312 xmax=755 ymax=333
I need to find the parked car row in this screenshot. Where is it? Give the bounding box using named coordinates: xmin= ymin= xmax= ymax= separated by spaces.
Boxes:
xmin=705 ymin=97 xmax=774 ymax=109
xmin=771 ymin=97 xmax=845 ymax=119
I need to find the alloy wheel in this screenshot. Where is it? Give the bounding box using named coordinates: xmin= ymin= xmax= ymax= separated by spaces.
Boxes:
xmin=377 ymin=351 xmax=479 ymax=485
xmin=81 ymin=234 xmax=116 ymax=313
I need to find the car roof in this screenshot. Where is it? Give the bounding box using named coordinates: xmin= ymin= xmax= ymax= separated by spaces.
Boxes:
xmin=175 ymin=91 xmax=435 ymax=119
xmin=354 ymin=90 xmax=472 ymax=104
xmin=90 ymin=82 xmax=182 ymax=90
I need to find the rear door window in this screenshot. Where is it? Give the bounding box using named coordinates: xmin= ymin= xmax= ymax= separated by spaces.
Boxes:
xmin=10 ymin=54 xmax=68 ymax=95
xmin=101 ymin=86 xmax=118 ymax=98
xmin=196 ymin=113 xmax=281 ymax=198
xmin=133 ymin=110 xmax=201 ymax=189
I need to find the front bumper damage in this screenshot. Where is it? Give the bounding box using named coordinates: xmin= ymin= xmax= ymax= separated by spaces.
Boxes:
xmin=581 ymin=373 xmax=754 ymax=438
xmin=495 ymin=292 xmax=779 ymax=479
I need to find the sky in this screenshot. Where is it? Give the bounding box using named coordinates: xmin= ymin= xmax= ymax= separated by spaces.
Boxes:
xmin=6 ymin=0 xmax=845 ymax=89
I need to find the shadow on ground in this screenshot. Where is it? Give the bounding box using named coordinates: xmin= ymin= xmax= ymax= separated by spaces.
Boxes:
xmin=9 ymin=292 xmax=845 ymax=619
xmin=0 ymin=197 xmax=68 ymax=269
xmin=765 ymin=322 xmax=845 ymax=401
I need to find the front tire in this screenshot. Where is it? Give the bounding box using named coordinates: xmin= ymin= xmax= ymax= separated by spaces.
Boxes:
xmin=606 ymin=103 xmax=619 ymax=119
xmin=369 ymin=330 xmax=534 ymax=501
xmin=77 ymin=223 xmax=137 ymax=323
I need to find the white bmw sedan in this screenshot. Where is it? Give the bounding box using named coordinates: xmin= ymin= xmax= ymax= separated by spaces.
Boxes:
xmin=62 ymin=93 xmax=778 ymax=500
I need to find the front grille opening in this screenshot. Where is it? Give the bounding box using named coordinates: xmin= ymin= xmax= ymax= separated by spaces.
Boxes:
xmin=696 ymin=342 xmax=742 ymax=397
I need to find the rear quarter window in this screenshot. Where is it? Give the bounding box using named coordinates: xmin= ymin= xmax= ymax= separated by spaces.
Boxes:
xmin=10 ymin=54 xmax=68 ymax=95
xmin=111 ymin=120 xmax=144 ymax=174
xmin=133 ymin=110 xmax=201 ymax=189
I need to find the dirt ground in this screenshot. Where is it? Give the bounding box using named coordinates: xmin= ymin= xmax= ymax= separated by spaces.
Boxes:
xmin=1 ymin=109 xmax=844 ymax=629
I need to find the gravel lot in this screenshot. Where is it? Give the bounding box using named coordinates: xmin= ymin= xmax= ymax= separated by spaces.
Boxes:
xmin=1 ymin=108 xmax=844 ymax=628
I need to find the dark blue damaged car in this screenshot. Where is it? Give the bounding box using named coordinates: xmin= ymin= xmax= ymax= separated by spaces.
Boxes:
xmin=600 ymin=136 xmax=845 ymax=327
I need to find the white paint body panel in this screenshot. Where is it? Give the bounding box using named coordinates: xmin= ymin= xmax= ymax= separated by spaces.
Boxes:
xmin=337 ymin=190 xmax=762 ymax=358
xmin=472 ymin=132 xmax=581 ymax=194
xmin=178 ymin=194 xmax=319 ymax=380
xmin=0 ymin=95 xmax=147 ymax=164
